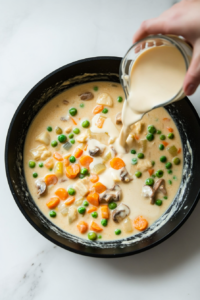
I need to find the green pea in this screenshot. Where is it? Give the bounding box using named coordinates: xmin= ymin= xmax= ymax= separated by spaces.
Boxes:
xmin=157 ymin=130 xmax=161 ymax=134
xmin=93 ymin=86 xmax=98 ymax=91
xmin=29 ymin=161 xmax=36 ymax=168
xmin=83 ymin=200 xmax=89 ymax=207
xmin=80 ymin=103 xmax=84 ymax=108
xmin=80 ymin=168 xmax=88 ymax=175
xmin=155 ymin=170 xmax=164 ymax=178
xmin=51 ymin=140 xmax=58 ymax=147
xmin=160 ymin=134 xmax=166 ymax=140
xmin=49 ymin=168 xmax=53 ymax=171
xmin=55 ymin=126 xmax=62 ymax=134
xmin=137 ymin=153 xmax=144 ymax=159
xmin=117 ymin=96 xmax=123 ymax=102
xmin=135 ymin=171 xmax=142 ymax=178
xmin=68 ymin=188 xmax=75 ymax=195
xmin=155 ymin=199 xmax=162 ymax=206
xmin=151 ymin=174 xmax=156 ymax=178
xmin=58 ymin=134 xmax=67 ymax=143
xmin=91 ymin=211 xmax=98 ymax=218
xmin=146 ymin=133 xmax=154 ymax=141
xmin=101 ymin=219 xmax=108 ymax=227
xmin=79 ymin=174 xmax=86 ymax=179
xmin=151 ymin=161 xmax=155 ymax=166
xmin=168 ymin=133 xmax=174 ymax=139
xmin=145 ymin=178 xmax=154 ymax=186
xmin=147 ymin=125 xmax=156 ymax=134
xmin=73 ymin=128 xmax=80 ymax=134
xmin=78 ymin=206 xmax=86 ymax=214
xmin=38 ymin=162 xmax=43 ymax=168
xmin=159 ymin=144 xmax=164 ymax=150
xmin=47 ymin=126 xmax=52 ymax=132
xmin=173 ymin=176 xmax=177 ymax=180
xmin=165 ymin=162 xmax=172 ymax=169
xmin=115 ymin=229 xmax=121 ymax=235
xmin=163 ymin=196 xmax=168 ymax=200
xmin=98 ymin=235 xmax=102 ymax=239
xmin=168 ymin=180 xmax=172 ymax=185
xmin=70 ymin=139 xmax=75 ymax=144
xmin=131 ymin=158 xmax=138 ymax=165
xmin=108 ymin=202 xmax=117 ymax=210
xmin=49 ymin=210 xmax=56 ymax=217
xmin=82 ymin=120 xmax=90 ymax=128
xmin=160 ymin=156 xmax=167 ymax=163
xmin=32 ymin=172 xmax=38 ymax=178
xmin=173 ymin=157 xmax=181 ymax=165
xmin=68 ymin=133 xmax=74 ymax=139
xmin=69 ymin=156 xmax=76 ymax=163
xmin=167 ymin=169 xmax=173 ymax=174
xmin=69 ymin=107 xmax=77 ymax=116
xmin=102 ymin=108 xmax=108 ymax=114
xmin=88 ymin=232 xmax=97 ymax=240
xmin=131 ymin=149 xmax=136 ymax=154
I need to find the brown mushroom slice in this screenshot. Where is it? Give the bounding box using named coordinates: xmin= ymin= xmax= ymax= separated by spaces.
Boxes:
xmin=79 ymin=92 xmax=94 ymax=100
xmin=35 ymin=179 xmax=46 ymax=196
xmin=153 ymin=179 xmax=167 ymax=195
xmin=100 ymin=185 xmax=122 ymax=203
xmin=112 ymin=203 xmax=130 ymax=223
xmin=89 ymin=146 xmax=101 ymax=157
xmin=120 ymin=167 xmax=133 ymax=183
xmin=115 ymin=112 xmax=122 ymax=125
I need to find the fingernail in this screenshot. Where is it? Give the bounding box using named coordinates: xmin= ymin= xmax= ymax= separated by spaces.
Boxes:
xmin=186 ymin=84 xmax=196 ymax=95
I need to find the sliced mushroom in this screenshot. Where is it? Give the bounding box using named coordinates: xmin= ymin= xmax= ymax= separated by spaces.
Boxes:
xmin=112 ymin=203 xmax=130 ymax=223
xmin=142 ymin=185 xmax=154 ymax=198
xmin=79 ymin=92 xmax=94 ymax=100
xmin=153 ymin=179 xmax=167 ymax=195
xmin=63 ymin=99 xmax=69 ymax=105
xmin=120 ymin=167 xmax=133 ymax=183
xmin=35 ymin=179 xmax=46 ymax=197
xmin=100 ymin=185 xmax=122 ymax=203
xmin=89 ymin=146 xmax=101 ymax=157
xmin=115 ymin=112 xmax=122 ymax=125
xmin=109 ymin=145 xmax=117 ymax=157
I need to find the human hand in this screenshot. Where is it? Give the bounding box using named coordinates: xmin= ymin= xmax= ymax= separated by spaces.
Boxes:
xmin=133 ymin=0 xmax=200 ymax=96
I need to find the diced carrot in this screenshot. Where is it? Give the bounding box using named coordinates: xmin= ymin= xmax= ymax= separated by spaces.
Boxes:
xmin=77 ymin=221 xmax=88 ymax=234
xmin=66 ymin=164 xmax=80 ymax=179
xmin=64 ymin=154 xmax=71 ymax=159
xmin=163 ymin=117 xmax=170 ymax=121
xmin=64 ymin=196 xmax=75 ymax=206
xmin=71 ymin=117 xmax=77 ymax=125
xmin=133 ymin=216 xmax=148 ymax=231
xmin=53 ymin=152 xmax=63 ymax=161
xmin=135 ymin=134 xmax=140 ymax=140
xmin=79 ymin=155 xmax=93 ymax=168
xmin=64 ymin=158 xmax=70 ymax=167
xmin=83 ymin=144 xmax=88 ymax=151
xmin=92 ymin=182 xmax=107 ymax=193
xmin=74 ymin=147 xmax=83 ymax=158
xmin=178 ymin=148 xmax=181 ymax=154
xmin=44 ymin=174 xmax=58 ymax=186
xmin=101 ymin=205 xmax=109 ymax=219
xmin=110 ymin=157 xmax=125 ymax=170
xmin=87 ymin=192 xmax=99 ymax=206
xmin=44 ymin=158 xmax=54 ymax=169
xmin=95 ymin=116 xmax=105 ymax=128
xmin=162 ymin=141 xmax=169 ymax=147
xmin=90 ymin=174 xmax=99 ymax=183
xmin=46 ymin=197 xmax=60 ymax=209
xmin=55 ymin=188 xmax=68 ymax=200
xmin=90 ymin=221 xmax=103 ymax=232
xmin=148 ymin=169 xmax=154 ymax=176
xmin=167 ymin=127 xmax=173 ymax=132
xmin=87 ymin=206 xmax=97 ymax=213
xmin=92 ymin=105 xmax=104 ymax=114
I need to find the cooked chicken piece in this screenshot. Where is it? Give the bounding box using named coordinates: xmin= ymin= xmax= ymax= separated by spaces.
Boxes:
xmin=96 ymin=93 xmax=113 ymax=107
xmin=115 ymin=112 xmax=122 ymax=125
xmin=74 ymin=177 xmax=90 ymax=196
xmin=30 ymin=145 xmax=51 ymax=161
xmin=68 ymin=206 xmax=78 ymax=224
xmin=35 ymin=132 xmax=50 ymax=145
xmin=136 ymin=159 xmax=152 ymax=172
xmin=65 ymin=125 xmax=72 ymax=133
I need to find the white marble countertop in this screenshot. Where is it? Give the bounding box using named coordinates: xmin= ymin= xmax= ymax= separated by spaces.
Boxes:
xmin=1 ymin=0 xmax=200 ymax=299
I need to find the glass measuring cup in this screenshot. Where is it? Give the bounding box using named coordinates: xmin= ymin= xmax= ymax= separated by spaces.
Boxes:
xmin=119 ymin=35 xmax=192 ymax=108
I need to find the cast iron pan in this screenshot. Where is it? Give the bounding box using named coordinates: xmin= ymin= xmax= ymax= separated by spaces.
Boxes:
xmin=5 ymin=57 xmax=200 ymax=257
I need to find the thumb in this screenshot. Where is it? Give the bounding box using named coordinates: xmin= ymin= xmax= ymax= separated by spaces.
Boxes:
xmin=183 ymin=42 xmax=200 ymax=96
